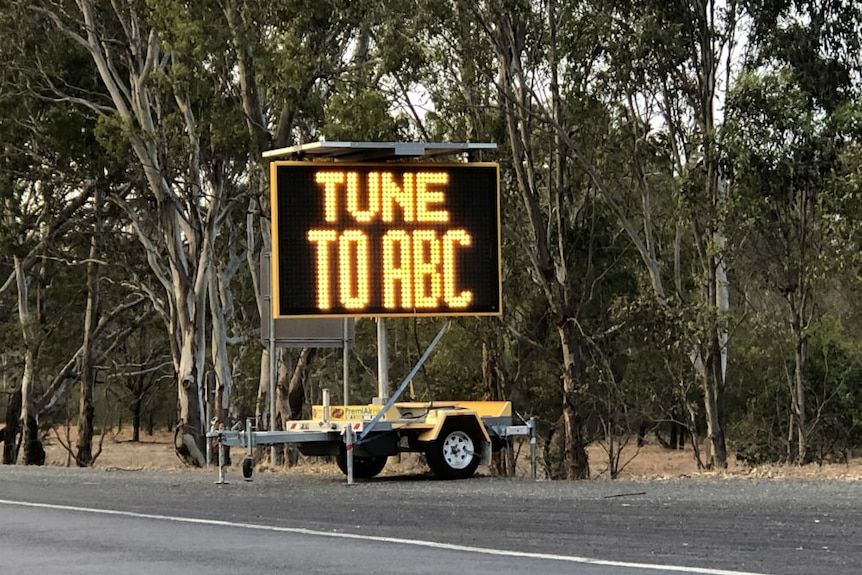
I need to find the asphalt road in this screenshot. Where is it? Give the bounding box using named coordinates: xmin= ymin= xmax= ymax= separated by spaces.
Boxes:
xmin=1 ymin=465 xmax=860 ymax=575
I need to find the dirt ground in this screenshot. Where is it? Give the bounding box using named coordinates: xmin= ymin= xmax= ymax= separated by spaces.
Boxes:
xmin=35 ymin=426 xmax=862 ymax=480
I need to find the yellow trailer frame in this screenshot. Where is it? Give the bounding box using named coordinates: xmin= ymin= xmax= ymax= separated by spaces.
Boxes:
xmin=208 ymin=399 xmax=532 ymax=480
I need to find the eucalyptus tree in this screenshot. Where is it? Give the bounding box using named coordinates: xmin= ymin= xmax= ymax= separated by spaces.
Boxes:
xmin=452 ymin=0 xmax=611 ymax=479
xmin=375 ymin=0 xmax=634 ymax=479
xmin=21 ymin=0 xmax=251 ymax=465
xmin=2 ymin=190 xmax=90 ymax=466
xmin=107 ymin=316 xmax=174 ymax=443
xmin=0 ymin=2 xmax=105 ymax=464
xmin=436 ymin=0 xmax=749 ymax=473
xmin=571 ymin=0 xmax=747 ymax=469
xmin=69 ymin=182 xmax=154 ymax=466
xmin=724 ymin=0 xmax=862 ymax=463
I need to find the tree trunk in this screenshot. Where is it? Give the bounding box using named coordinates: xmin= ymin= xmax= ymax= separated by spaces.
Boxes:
xmin=698 ymin=328 xmax=728 ymax=469
xmin=693 ymin=250 xmax=728 ymax=470
xmin=696 ymin=1 xmax=729 ymax=471
xmin=132 ymin=396 xmax=142 ymax=443
xmin=559 ymin=320 xmax=590 ymax=479
xmin=76 ymin=204 xmax=101 ymax=466
xmin=76 ymin=367 xmax=95 ymax=465
xmin=482 ymin=334 xmax=512 ymax=476
xmin=15 ymin=256 xmax=44 ymax=466
xmin=3 ymin=388 xmax=22 ymax=464
xmin=256 ymin=348 xmax=271 ymax=427
xmin=209 ymin=247 xmax=240 ymax=426
xmin=174 ymin=330 xmax=207 ymax=467
xmin=283 ymin=348 xmax=313 ymax=421
xmin=21 ymin=348 xmax=44 ymax=466
xmin=173 ymin=280 xmax=208 ymax=467
xmin=791 ymin=332 xmax=808 ymax=464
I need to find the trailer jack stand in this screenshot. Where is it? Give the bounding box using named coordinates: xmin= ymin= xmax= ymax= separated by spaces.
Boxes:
xmin=215 ymin=440 xmax=228 ymax=485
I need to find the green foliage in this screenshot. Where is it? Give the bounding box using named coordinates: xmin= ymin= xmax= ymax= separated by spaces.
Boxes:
xmin=722 ymin=0 xmax=862 ymax=465
xmin=94 ymin=114 xmax=134 ymax=165
xmin=5 ymin=0 xmax=862 ymax=473
xmin=726 ymin=316 xmax=792 ymax=465
xmin=802 ymin=317 xmax=862 ymax=460
xmin=728 ymin=315 xmax=862 ymax=464
xmin=322 ymin=87 xmax=408 ymax=142
xmin=746 ymin=0 xmax=862 ymax=113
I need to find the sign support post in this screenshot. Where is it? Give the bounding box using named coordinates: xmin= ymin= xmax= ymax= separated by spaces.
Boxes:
xmin=269 ymin=301 xmax=277 ymax=466
xmin=342 ymin=318 xmax=350 ymax=406
xmin=376 ymin=318 xmax=389 ymax=403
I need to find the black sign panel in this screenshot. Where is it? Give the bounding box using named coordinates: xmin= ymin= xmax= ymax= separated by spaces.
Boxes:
xmin=271 ymin=162 xmax=501 ymax=317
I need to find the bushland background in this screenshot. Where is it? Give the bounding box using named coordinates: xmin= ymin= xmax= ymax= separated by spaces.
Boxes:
xmin=3 ymin=1 xmax=862 ymax=479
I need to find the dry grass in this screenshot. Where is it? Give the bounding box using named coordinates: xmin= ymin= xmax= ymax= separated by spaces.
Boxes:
xmin=38 ymin=426 xmax=862 ymax=480
xmin=43 ymin=426 xmax=186 ymax=471
xmin=585 ymin=443 xmax=862 ymax=481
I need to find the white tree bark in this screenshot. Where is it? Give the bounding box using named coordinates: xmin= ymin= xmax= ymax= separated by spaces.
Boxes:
xmin=14 ymin=256 xmax=42 ymax=465
xmin=39 ymin=0 xmax=219 ymax=464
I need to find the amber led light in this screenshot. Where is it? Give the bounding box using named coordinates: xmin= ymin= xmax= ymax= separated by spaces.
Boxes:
xmin=272 ymin=162 xmax=500 ymax=317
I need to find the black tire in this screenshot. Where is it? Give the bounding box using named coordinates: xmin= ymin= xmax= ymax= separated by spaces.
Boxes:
xmin=426 ymin=420 xmax=482 ymax=480
xmin=241 ymin=456 xmax=254 ymax=479
xmin=336 ymin=446 xmax=388 ymax=479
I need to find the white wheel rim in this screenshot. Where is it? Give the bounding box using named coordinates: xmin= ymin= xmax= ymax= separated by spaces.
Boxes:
xmin=442 ymin=430 xmax=475 ymax=470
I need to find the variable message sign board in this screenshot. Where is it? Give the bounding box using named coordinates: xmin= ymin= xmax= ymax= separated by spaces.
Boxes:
xmin=271 ymin=162 xmax=501 ymax=317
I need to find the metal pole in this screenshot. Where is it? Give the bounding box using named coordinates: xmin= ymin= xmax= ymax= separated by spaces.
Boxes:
xmin=345 ymin=425 xmax=355 ymax=486
xmin=529 ymin=417 xmax=537 ymax=481
xmin=215 ymin=440 xmax=227 ymax=485
xmin=359 ymin=322 xmax=449 ymax=441
xmin=376 ymin=318 xmax=388 ymax=403
xmin=343 ymin=318 xmax=349 ymax=406
xmin=268 ymin=302 xmax=277 ymax=467
xmin=245 ymin=417 xmax=255 ymax=462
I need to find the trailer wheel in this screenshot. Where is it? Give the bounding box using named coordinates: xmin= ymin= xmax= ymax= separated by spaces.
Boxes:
xmin=426 ymin=421 xmax=482 ymax=480
xmin=242 ymin=456 xmax=254 ymax=479
xmin=336 ymin=447 xmax=388 ymax=479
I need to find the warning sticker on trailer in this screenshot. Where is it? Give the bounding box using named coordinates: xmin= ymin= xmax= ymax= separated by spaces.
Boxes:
xmin=311 ymin=405 xmax=383 ymax=421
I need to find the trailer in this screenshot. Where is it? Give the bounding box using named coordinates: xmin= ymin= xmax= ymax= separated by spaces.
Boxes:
xmin=208 ymin=141 xmax=535 ymax=481
xmin=209 ymin=397 xmax=534 ymax=480
xmin=208 ymin=320 xmax=535 ymax=480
